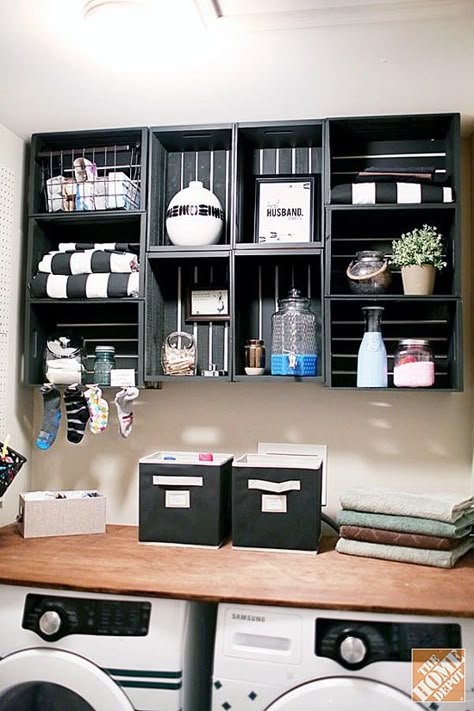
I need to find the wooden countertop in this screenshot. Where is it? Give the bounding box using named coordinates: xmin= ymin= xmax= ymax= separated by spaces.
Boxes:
xmin=0 ymin=524 xmax=473 ymax=617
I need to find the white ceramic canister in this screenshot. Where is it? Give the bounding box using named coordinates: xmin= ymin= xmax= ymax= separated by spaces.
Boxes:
xmin=165 ymin=180 xmax=224 ymax=247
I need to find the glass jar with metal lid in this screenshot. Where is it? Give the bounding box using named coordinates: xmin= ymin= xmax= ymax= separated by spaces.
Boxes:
xmin=93 ymin=345 xmax=116 ymax=386
xmin=393 ymin=339 xmax=435 ymax=388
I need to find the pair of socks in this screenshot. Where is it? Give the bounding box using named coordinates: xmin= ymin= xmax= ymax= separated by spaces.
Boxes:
xmin=36 ymin=383 xmax=89 ymax=449
xmin=36 ymin=384 xmax=140 ymax=448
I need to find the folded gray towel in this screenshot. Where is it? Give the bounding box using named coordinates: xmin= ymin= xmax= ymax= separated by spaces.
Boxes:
xmin=336 ymin=537 xmax=473 ymax=568
xmin=340 ymin=487 xmax=474 ymax=523
xmin=337 ymin=509 xmax=474 ymax=539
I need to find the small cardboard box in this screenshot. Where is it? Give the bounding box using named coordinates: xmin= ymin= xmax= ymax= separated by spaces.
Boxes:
xmin=232 ymin=443 xmax=326 ymax=553
xmin=18 ymin=491 xmax=106 ymax=538
xmin=139 ymin=451 xmax=233 ymax=548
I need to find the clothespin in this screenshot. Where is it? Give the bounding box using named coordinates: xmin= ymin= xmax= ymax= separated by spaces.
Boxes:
xmin=1 ymin=435 xmax=10 ymax=461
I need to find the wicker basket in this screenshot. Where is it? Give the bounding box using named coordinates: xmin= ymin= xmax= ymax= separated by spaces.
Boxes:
xmin=0 ymin=443 xmax=27 ymax=498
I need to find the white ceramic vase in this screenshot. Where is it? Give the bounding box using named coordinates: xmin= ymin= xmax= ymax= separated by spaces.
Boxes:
xmin=165 ymin=180 xmax=224 ymax=247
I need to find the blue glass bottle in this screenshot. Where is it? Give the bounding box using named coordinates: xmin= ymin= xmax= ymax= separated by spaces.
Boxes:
xmin=357 ymin=306 xmax=387 ymax=388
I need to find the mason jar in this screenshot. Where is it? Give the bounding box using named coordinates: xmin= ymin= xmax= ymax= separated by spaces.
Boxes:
xmin=393 ymin=339 xmax=435 ymax=388
xmin=93 ymin=346 xmax=116 ymax=386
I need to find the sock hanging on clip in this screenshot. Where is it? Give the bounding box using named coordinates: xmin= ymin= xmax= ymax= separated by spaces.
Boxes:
xmin=114 ymin=387 xmax=139 ymax=438
xmin=36 ymin=384 xmax=61 ymax=450
xmin=84 ymin=385 xmax=109 ymax=434
xmin=64 ymin=384 xmax=90 ymax=444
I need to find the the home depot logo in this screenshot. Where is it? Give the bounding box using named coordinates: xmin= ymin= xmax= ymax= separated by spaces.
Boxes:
xmin=412 ymin=648 xmax=465 ymax=702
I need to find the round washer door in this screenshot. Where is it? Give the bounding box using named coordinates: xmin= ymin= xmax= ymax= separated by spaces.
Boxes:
xmin=265 ymin=677 xmax=424 ymax=710
xmin=0 ymin=648 xmax=134 ymax=711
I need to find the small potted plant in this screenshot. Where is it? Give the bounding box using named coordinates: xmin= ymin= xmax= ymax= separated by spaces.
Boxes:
xmin=391 ymin=224 xmax=446 ymax=295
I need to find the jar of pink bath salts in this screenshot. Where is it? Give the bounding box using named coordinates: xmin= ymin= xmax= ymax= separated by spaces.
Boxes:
xmin=393 ymin=339 xmax=435 ymax=388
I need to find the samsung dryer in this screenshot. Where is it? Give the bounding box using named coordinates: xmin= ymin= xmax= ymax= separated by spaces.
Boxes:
xmin=212 ymin=603 xmax=474 ymax=711
xmin=0 ymin=583 xmax=215 ymax=711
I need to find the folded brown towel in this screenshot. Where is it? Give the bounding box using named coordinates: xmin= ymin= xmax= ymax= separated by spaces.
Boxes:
xmin=340 ymin=525 xmax=469 ymax=551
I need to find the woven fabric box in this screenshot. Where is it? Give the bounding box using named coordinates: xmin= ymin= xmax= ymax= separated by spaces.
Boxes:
xmin=18 ymin=491 xmax=106 ymax=538
xmin=139 ymin=451 xmax=233 ymax=548
xmin=232 ymin=447 xmax=324 ymax=553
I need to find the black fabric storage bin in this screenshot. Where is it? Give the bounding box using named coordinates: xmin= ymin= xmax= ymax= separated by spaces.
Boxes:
xmin=139 ymin=451 xmax=233 ymax=547
xmin=232 ymin=454 xmax=323 ymax=552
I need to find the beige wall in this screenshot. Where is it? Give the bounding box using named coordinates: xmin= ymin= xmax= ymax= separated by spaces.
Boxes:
xmin=29 ymin=141 xmax=473 ymax=526
xmin=0 ymin=124 xmax=32 ymax=526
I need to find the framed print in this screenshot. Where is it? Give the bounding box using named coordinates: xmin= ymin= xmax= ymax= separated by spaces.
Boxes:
xmin=186 ymin=288 xmax=230 ymax=321
xmin=254 ymin=175 xmax=315 ymax=244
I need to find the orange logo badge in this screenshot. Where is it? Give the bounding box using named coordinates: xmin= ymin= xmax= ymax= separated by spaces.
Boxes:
xmin=412 ymin=648 xmax=465 ymax=703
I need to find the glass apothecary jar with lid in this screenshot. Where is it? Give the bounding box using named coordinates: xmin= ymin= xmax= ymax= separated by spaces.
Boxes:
xmin=271 ymin=288 xmax=318 ymax=376
xmin=393 ymin=339 xmax=435 ymax=388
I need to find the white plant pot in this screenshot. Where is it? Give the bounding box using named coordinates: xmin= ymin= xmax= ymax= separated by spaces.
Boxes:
xmin=401 ymin=264 xmax=436 ymax=295
xmin=165 ymin=180 xmax=224 ymax=247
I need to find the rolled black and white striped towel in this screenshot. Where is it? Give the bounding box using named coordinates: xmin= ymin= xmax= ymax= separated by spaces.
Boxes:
xmin=331 ymin=182 xmax=453 ymax=205
xmin=58 ymin=242 xmax=139 ymax=254
xmin=30 ymin=272 xmax=139 ymax=299
xmin=38 ymin=249 xmax=138 ymax=275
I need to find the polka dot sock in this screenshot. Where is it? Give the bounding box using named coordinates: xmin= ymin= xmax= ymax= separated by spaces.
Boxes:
xmin=84 ymin=385 xmax=108 ymax=434
xmin=114 ymin=387 xmax=139 ymax=438
xmin=64 ymin=384 xmax=90 ymax=444
xmin=36 ymin=384 xmax=61 ymax=450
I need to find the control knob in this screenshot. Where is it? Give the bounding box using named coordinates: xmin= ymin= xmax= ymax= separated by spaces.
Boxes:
xmin=38 ymin=610 xmax=62 ymax=637
xmin=339 ymin=635 xmax=367 ymax=665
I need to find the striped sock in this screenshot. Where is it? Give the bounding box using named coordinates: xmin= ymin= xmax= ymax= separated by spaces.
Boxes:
xmin=63 ymin=385 xmax=90 ymax=444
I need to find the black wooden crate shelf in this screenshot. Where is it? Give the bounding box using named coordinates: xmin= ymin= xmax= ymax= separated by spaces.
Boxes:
xmin=326 ymin=205 xmax=458 ymax=297
xmin=29 ymin=128 xmax=147 ymax=215
xmin=148 ymin=125 xmax=233 ymax=250
xmin=233 ymin=252 xmax=323 ymax=380
xmin=25 ymin=299 xmax=144 ymax=387
xmin=144 ymin=255 xmax=231 ymax=381
xmin=235 ymin=121 xmax=324 ymax=249
xmin=324 ymin=297 xmax=462 ymax=390
xmin=326 ymin=113 xmax=460 ymax=202
xmin=27 ymin=214 xmax=144 ymax=291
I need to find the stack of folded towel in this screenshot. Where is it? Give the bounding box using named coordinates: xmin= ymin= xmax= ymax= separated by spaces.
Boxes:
xmin=331 ymin=165 xmax=454 ymax=205
xmin=336 ymin=487 xmax=474 ymax=568
xmin=29 ymin=242 xmax=139 ymax=299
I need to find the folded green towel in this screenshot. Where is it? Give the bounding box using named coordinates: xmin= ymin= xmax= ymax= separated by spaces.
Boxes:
xmin=340 ymin=487 xmax=474 ymax=523
xmin=336 ymin=537 xmax=473 ymax=568
xmin=337 ymin=509 xmax=474 ymax=539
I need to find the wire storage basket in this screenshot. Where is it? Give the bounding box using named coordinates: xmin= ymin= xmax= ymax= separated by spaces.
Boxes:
xmin=40 ymin=141 xmax=142 ymax=213
xmin=0 ymin=443 xmax=27 ymax=498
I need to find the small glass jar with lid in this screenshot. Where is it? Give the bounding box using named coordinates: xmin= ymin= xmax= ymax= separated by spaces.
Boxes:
xmin=93 ymin=346 xmax=116 ymax=386
xmin=393 ymin=339 xmax=435 ymax=388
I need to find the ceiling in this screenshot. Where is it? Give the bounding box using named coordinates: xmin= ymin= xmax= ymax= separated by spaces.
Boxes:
xmin=1 ymin=0 xmax=474 ymax=139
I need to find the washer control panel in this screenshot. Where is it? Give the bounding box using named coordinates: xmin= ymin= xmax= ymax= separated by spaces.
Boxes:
xmin=315 ymin=618 xmax=461 ymax=670
xmin=22 ymin=593 xmax=151 ymax=642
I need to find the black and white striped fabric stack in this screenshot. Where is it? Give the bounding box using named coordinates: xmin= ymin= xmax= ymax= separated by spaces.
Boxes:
xmin=30 ymin=243 xmax=140 ymax=299
xmin=331 ymin=166 xmax=454 ymax=205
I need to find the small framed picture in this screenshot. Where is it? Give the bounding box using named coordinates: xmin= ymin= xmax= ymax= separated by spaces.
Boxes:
xmin=186 ymin=288 xmax=230 ymax=321
xmin=254 ymin=175 xmax=316 ymax=244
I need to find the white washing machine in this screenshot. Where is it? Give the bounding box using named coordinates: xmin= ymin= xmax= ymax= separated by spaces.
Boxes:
xmin=212 ymin=603 xmax=474 ymax=711
xmin=0 ymin=583 xmax=216 ymax=711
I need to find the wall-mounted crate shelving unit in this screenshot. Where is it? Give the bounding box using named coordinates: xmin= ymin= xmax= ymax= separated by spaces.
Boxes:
xmin=25 ymin=114 xmax=463 ymax=391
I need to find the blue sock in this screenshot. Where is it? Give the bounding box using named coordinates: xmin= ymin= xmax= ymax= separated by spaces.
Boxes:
xmin=36 ymin=385 xmax=61 ymax=450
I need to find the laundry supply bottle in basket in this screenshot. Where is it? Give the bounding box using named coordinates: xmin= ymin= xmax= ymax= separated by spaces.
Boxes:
xmin=271 ymin=288 xmax=318 ymax=376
